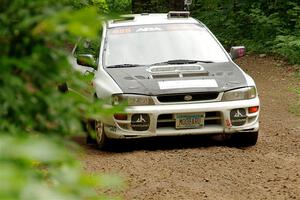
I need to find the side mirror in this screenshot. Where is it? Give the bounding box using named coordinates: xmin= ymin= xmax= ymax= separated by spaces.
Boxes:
xmin=230 ymin=46 xmax=246 ymax=60
xmin=76 ymin=54 xmax=97 ymax=69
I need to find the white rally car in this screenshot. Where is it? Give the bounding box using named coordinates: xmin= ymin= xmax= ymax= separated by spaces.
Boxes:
xmin=73 ymin=12 xmax=260 ymax=149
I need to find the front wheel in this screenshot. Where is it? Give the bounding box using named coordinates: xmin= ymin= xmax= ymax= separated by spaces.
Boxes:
xmin=85 ymin=120 xmax=96 ymax=145
xmin=95 ymin=121 xmax=109 ymax=150
xmin=230 ymin=131 xmax=259 ymax=147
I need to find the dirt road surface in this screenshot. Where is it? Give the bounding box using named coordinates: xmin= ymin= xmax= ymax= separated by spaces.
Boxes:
xmin=77 ymin=55 xmax=300 ymax=200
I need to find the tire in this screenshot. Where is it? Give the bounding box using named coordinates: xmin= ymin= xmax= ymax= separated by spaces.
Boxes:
xmin=85 ymin=120 xmax=96 ymax=145
xmin=230 ymin=131 xmax=259 ymax=147
xmin=95 ymin=120 xmax=109 ymax=150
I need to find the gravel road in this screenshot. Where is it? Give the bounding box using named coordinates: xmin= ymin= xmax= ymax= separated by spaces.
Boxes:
xmin=78 ymin=55 xmax=300 ymax=200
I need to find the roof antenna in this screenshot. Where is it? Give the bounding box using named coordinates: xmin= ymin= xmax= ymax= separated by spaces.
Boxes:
xmin=184 ymin=0 xmax=192 ymax=11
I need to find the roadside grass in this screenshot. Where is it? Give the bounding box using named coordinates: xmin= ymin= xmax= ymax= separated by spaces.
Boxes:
xmin=289 ymin=98 xmax=300 ymax=116
xmin=289 ymin=101 xmax=300 ymax=116
xmin=288 ymin=82 xmax=300 ymax=116
xmin=295 ymin=66 xmax=300 ymax=78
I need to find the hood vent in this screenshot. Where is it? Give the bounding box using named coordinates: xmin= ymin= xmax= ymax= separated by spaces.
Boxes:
xmin=124 ymin=75 xmax=147 ymax=80
xmin=152 ymin=72 xmax=209 ymax=79
xmin=149 ymin=65 xmax=203 ymax=73
xmin=182 ymin=72 xmax=209 ymax=77
xmin=152 ymin=74 xmax=180 ymax=79
xmin=149 ymin=65 xmax=208 ymax=79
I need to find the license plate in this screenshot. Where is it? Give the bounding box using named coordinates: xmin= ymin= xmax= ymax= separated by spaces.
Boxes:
xmin=175 ymin=113 xmax=205 ymax=129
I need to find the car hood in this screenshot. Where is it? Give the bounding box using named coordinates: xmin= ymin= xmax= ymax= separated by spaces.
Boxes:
xmin=104 ymin=62 xmax=248 ymax=95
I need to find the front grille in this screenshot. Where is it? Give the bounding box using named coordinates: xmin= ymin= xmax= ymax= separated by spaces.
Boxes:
xmin=157 ymin=92 xmax=219 ymax=103
xmin=157 ymin=112 xmax=222 ymax=129
xmin=157 ymin=114 xmax=174 ymax=128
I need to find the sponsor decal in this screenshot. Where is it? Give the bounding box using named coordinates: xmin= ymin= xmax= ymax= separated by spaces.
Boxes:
xmin=225 ymin=119 xmax=232 ymax=128
xmin=136 ymin=27 xmax=162 ymax=32
xmin=110 ymin=24 xmax=201 ymax=35
xmin=234 ymin=109 xmax=244 ymax=118
xmin=158 ymin=80 xmax=218 ymax=90
xmin=131 ymin=114 xmax=150 ymax=131
xmin=230 ymin=109 xmax=247 ymax=126
xmin=112 ymin=28 xmax=132 ymax=34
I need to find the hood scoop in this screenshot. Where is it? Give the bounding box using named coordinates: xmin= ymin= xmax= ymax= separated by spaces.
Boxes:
xmin=152 ymin=72 xmax=209 ymax=79
xmin=149 ymin=65 xmax=204 ymax=73
xmin=148 ymin=64 xmax=209 ymax=79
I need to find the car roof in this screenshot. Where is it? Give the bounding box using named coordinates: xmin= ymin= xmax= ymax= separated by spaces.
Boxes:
xmin=107 ymin=13 xmax=203 ymax=28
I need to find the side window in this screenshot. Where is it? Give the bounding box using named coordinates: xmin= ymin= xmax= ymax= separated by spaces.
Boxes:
xmin=74 ymin=30 xmax=102 ymax=59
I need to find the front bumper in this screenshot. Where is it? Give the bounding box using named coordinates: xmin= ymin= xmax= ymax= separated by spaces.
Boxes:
xmin=103 ymin=97 xmax=260 ymax=139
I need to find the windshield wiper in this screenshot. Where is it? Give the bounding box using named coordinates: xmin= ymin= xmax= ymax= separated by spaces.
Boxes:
xmin=150 ymin=59 xmax=214 ymax=66
xmin=106 ymin=64 xmax=143 ymax=68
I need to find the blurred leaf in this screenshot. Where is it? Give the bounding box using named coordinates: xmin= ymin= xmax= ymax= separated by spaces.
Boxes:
xmin=0 ymin=0 xmax=124 ymax=199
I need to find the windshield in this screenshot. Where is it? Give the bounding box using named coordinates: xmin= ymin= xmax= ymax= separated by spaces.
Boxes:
xmin=104 ymin=24 xmax=229 ymax=67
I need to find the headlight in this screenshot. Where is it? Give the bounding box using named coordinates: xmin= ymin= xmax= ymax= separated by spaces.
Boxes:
xmin=222 ymin=87 xmax=257 ymax=101
xmin=112 ymin=94 xmax=155 ymax=106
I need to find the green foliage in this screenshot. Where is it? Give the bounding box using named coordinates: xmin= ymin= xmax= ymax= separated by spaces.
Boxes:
xmin=34 ymin=7 xmax=104 ymax=39
xmin=289 ymin=86 xmax=300 ymax=116
xmin=1 ymin=135 xmax=95 ymax=200
xmin=132 ymin=0 xmax=170 ymax=13
xmin=189 ymin=0 xmax=300 ymax=63
xmin=107 ymin=0 xmax=132 ymax=13
xmin=289 ymin=87 xmax=300 ymax=116
xmin=275 ymin=35 xmax=300 ymax=64
xmin=0 ymin=0 xmax=124 ymax=199
xmin=72 ymin=0 xmax=108 ymax=11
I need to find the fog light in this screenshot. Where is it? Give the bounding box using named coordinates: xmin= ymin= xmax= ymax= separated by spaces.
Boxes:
xmin=114 ymin=113 xmax=128 ymax=120
xmin=230 ymin=108 xmax=247 ymax=126
xmin=131 ymin=114 xmax=150 ymax=131
xmin=248 ymin=106 xmax=259 ymax=113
